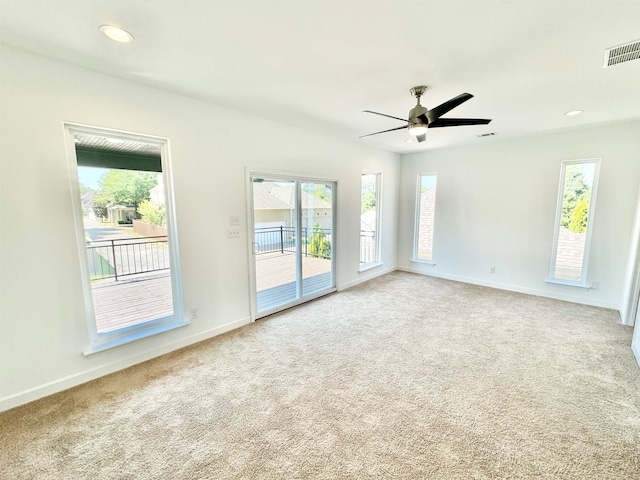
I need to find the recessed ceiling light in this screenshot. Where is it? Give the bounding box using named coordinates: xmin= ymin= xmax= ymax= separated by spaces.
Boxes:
xmin=565 ymin=110 xmax=584 ymax=116
xmin=405 ymin=139 xmax=415 ymax=143
xmin=99 ymin=25 xmax=134 ymax=43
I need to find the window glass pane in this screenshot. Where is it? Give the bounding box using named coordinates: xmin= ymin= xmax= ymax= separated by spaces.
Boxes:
xmin=73 ymin=131 xmax=179 ymax=340
xmin=415 ymin=174 xmax=437 ymax=261
xmin=360 ymin=173 xmax=380 ymax=265
xmin=552 ymin=161 xmax=597 ymax=282
xmin=252 ymin=180 xmax=299 ymax=311
xmin=302 ymin=182 xmax=333 ymax=296
xmin=78 ymin=166 xmax=174 ymax=333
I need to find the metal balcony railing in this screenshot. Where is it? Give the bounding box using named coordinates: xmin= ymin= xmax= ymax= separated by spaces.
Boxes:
xmin=359 ymin=230 xmax=377 ymax=264
xmin=254 ymin=226 xmax=377 ymax=263
xmin=86 ymin=236 xmax=170 ymax=281
xmin=254 ymin=226 xmax=332 ymax=260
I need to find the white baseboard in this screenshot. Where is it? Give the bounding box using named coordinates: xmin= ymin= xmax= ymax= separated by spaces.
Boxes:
xmin=632 ymin=337 xmax=640 ymax=368
xmin=0 ymin=317 xmax=250 ymax=413
xmin=338 ymin=265 xmax=397 ymax=291
xmin=396 ymin=266 xmax=619 ymax=310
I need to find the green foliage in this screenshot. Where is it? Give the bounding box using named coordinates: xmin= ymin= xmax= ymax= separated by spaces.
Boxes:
xmin=308 ymin=223 xmax=331 ymax=259
xmin=361 ymin=191 xmax=376 ymax=214
xmin=138 ymin=200 xmax=166 ymax=226
xmin=568 ymin=197 xmax=589 ymax=233
xmin=303 ymin=183 xmax=332 ymax=202
xmin=92 ymin=202 xmax=108 ymax=221
xmin=94 ymin=170 xmax=158 ymax=213
xmin=361 ymin=175 xmax=377 ymax=214
xmin=561 ymin=166 xmax=590 ymax=228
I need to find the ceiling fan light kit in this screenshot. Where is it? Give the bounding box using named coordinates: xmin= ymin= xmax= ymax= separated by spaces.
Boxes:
xmin=408 ymin=123 xmax=427 ymax=136
xmin=361 ymin=85 xmax=492 ymax=143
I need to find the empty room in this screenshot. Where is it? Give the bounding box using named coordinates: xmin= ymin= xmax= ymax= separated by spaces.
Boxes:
xmin=1 ymin=1 xmax=639 ymax=478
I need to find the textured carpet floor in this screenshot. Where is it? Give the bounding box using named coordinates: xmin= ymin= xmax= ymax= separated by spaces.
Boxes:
xmin=1 ymin=272 xmax=639 ymax=479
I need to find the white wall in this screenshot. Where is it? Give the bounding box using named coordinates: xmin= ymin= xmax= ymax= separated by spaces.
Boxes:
xmin=397 ymin=122 xmax=640 ymax=309
xmin=633 ymin=313 xmax=640 ymax=366
xmin=0 ymin=46 xmax=400 ymax=411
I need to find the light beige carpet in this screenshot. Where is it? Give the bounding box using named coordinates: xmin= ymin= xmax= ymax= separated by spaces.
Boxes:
xmin=1 ymin=272 xmax=639 ymax=479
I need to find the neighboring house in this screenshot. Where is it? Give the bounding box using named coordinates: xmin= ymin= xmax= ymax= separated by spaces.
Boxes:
xmin=554 ymin=227 xmax=587 ymax=281
xmin=417 ymin=188 xmax=436 ymax=259
xmin=149 ymin=176 xmax=164 ymax=204
xmin=360 ymin=210 xmax=376 ymax=233
xmin=80 ymin=190 xmax=95 ymax=218
xmin=253 ymin=182 xmax=332 ymax=231
xmin=107 ymin=205 xmax=136 ymax=224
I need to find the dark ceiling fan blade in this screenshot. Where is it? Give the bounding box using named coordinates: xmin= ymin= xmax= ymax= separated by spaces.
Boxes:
xmin=426 ymin=93 xmax=474 ymax=123
xmin=362 ymin=110 xmax=409 ymax=123
xmin=359 ymin=125 xmax=407 ymax=138
xmin=428 ymin=118 xmax=492 ymax=128
xmin=415 ymin=133 xmax=426 ymax=143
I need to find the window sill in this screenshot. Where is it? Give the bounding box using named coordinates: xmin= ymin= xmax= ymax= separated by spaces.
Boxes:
xmin=545 ymin=279 xmax=591 ymax=290
xmin=84 ymin=319 xmax=190 ymax=357
xmin=359 ymin=262 xmax=383 ymax=273
xmin=411 ymin=258 xmax=436 ymax=266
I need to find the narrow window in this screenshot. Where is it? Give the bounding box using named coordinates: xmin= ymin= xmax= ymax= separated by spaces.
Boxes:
xmin=66 ymin=125 xmax=185 ymax=354
xmin=549 ymin=159 xmax=600 ymax=285
xmin=413 ymin=174 xmax=438 ymax=262
xmin=360 ymin=172 xmax=381 ymax=268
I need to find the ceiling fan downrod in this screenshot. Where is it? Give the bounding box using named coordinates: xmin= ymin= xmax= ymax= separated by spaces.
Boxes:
xmin=410 ymin=86 xmax=427 ymax=105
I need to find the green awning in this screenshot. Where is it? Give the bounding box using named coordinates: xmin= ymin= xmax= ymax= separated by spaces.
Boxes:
xmin=75 ymin=146 xmax=162 ymax=172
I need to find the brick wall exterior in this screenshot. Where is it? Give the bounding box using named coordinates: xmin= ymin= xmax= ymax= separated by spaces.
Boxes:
xmin=556 ymin=227 xmax=586 ymax=269
xmin=418 ymin=189 xmax=436 ymax=258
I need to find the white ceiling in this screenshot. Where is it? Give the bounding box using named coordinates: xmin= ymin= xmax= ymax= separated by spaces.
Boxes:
xmin=1 ymin=1 xmax=639 ymax=153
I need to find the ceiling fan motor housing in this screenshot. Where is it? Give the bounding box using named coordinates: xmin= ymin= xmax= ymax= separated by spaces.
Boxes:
xmin=409 ymin=105 xmax=428 ymax=125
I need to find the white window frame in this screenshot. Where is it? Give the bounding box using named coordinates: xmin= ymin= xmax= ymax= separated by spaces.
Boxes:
xmin=547 ymin=158 xmax=600 ymax=288
xmin=412 ymin=172 xmax=438 ymax=264
xmin=64 ymin=123 xmax=187 ymax=355
xmin=359 ymin=171 xmax=382 ymax=271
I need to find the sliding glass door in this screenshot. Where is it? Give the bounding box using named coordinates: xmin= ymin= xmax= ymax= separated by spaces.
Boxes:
xmin=250 ymin=175 xmax=336 ymax=318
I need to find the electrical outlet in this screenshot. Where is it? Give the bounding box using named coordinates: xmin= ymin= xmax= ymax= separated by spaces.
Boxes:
xmin=227 ymin=229 xmax=240 ymax=239
xmin=490 ymin=266 xmax=496 ymax=274
xmin=190 ymin=308 xmax=198 ymax=320
xmin=230 ymin=215 xmax=240 ymax=226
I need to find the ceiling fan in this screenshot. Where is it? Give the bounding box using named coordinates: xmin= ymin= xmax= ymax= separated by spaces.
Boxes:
xmin=360 ymin=86 xmax=491 ymax=143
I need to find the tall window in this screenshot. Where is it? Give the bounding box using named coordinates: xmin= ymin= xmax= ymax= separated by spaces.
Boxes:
xmin=66 ymin=125 xmax=185 ymax=354
xmin=549 ymin=159 xmax=600 ymax=285
xmin=413 ymin=174 xmax=437 ymax=262
xmin=360 ymin=172 xmax=381 ymax=268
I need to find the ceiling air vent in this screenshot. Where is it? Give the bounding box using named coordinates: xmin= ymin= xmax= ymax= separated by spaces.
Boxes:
xmin=604 ymin=39 xmax=640 ymax=68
